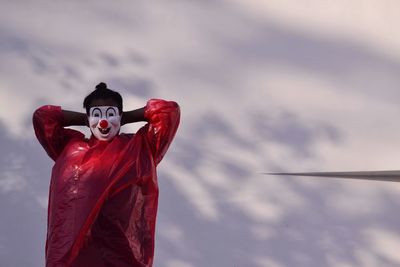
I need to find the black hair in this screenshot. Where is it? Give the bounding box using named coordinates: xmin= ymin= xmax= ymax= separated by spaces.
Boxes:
xmin=83 ymin=82 xmax=123 ymax=115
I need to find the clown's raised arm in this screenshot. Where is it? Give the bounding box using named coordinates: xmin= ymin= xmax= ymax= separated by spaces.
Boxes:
xmin=32 ymin=106 xmax=86 ymax=161
xmin=131 ymin=99 xmax=180 ymax=165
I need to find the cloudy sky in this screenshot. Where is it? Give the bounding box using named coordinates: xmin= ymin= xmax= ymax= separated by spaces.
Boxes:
xmin=2 ymin=1 xmax=400 ymax=266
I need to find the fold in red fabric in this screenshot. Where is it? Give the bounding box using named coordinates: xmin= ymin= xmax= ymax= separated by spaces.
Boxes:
xmin=33 ymin=99 xmax=180 ymax=267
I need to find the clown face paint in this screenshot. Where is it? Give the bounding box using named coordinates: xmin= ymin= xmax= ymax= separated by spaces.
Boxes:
xmin=89 ymin=106 xmax=121 ymax=141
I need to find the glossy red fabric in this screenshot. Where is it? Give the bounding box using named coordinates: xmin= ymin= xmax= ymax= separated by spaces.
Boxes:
xmin=33 ymin=99 xmax=180 ymax=267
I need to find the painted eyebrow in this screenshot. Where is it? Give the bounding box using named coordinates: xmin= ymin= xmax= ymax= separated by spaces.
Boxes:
xmin=91 ymin=107 xmax=102 ymax=117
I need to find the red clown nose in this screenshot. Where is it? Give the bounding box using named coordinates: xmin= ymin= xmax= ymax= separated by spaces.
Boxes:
xmin=99 ymin=120 xmax=108 ymax=129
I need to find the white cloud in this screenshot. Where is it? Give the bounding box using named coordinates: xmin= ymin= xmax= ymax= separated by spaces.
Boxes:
xmin=362 ymin=228 xmax=400 ymax=264
xmin=0 ymin=154 xmax=27 ymax=193
xmin=166 ymin=259 xmax=195 ymax=267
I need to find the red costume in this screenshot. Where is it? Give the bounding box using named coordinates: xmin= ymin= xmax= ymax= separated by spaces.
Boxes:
xmin=33 ymin=99 xmax=180 ymax=267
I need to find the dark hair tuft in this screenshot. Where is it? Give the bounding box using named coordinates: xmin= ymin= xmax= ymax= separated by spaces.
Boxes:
xmin=83 ymin=83 xmax=123 ymax=115
xmin=96 ymin=82 xmax=108 ymax=90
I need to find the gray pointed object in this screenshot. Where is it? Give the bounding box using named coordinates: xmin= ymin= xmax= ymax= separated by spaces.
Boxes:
xmin=264 ymin=170 xmax=400 ymax=182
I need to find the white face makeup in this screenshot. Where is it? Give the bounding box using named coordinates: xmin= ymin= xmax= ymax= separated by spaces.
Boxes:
xmin=88 ymin=106 xmax=121 ymax=141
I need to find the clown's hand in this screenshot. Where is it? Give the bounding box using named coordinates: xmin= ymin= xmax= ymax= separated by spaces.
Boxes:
xmin=121 ymin=107 xmax=146 ymax=126
xmin=62 ymin=110 xmax=88 ymax=127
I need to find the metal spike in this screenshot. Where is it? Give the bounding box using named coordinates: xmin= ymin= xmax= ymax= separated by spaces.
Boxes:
xmin=264 ymin=170 xmax=400 ymax=182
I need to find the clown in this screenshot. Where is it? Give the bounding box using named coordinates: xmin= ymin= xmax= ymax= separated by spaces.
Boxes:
xmin=88 ymin=105 xmax=121 ymax=141
xmin=33 ymin=83 xmax=180 ymax=267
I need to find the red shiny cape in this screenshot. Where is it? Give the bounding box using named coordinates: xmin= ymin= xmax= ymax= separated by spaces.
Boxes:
xmin=33 ymin=99 xmax=180 ymax=267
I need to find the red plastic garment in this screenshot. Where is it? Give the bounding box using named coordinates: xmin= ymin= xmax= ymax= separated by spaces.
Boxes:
xmin=33 ymin=99 xmax=180 ymax=267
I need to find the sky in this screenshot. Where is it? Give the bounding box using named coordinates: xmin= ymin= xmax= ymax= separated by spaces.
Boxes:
xmin=1 ymin=1 xmax=400 ymax=266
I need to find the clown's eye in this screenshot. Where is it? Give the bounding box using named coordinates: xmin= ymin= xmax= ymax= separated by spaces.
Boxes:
xmin=91 ymin=108 xmax=102 ymax=118
xmin=93 ymin=112 xmax=101 ymax=117
xmin=106 ymin=107 xmax=117 ymax=118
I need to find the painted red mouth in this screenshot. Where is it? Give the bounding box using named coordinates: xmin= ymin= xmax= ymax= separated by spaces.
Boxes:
xmin=98 ymin=128 xmax=111 ymax=135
